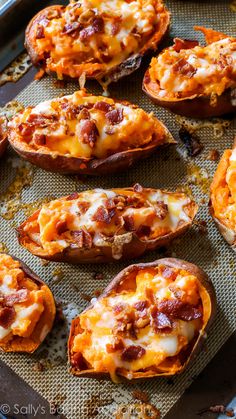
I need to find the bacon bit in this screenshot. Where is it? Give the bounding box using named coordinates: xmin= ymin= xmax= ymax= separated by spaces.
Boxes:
xmin=179 ymin=127 xmax=203 ymax=157
xmin=0 ymin=307 xmax=16 ymax=328
xmin=123 ymin=214 xmax=135 ymax=232
xmin=106 ymin=337 xmax=124 ymax=353
xmin=134 ymin=300 xmax=148 ymax=311
xmin=136 ymin=225 xmax=151 ymax=237
xmin=80 ymin=17 xmax=104 ymax=42
xmin=5 ymin=289 xmax=30 ymax=307
xmin=173 ymin=58 xmax=196 ymax=77
xmin=104 ymin=126 xmax=115 ymax=135
xmin=106 ymin=108 xmax=123 ymax=125
xmin=66 ymin=192 xmax=79 ymax=201
xmin=18 ymin=123 xmax=34 ymax=138
xmin=133 ymin=183 xmax=143 ymax=193
xmin=71 ymin=352 xmax=88 ymax=370
xmin=113 ymin=303 xmax=126 ymax=314
xmin=105 ymin=198 xmax=116 ymax=210
xmin=173 ymin=38 xmax=199 ymax=52
xmin=158 ymin=299 xmax=202 ymax=321
xmin=56 ymin=220 xmax=68 ymax=235
xmin=80 ymin=119 xmax=99 ymax=148
xmin=71 ymin=229 xmax=92 ymax=249
xmin=121 ymin=345 xmax=146 ymax=361
xmin=78 ymin=107 xmax=90 ymax=120
xmin=93 ymin=101 xmax=113 ymax=113
xmin=62 ymin=22 xmax=82 ymax=35
xmin=33 ymin=134 xmax=46 ymax=146
xmin=206 ymin=149 xmax=220 ymax=161
xmin=111 ymin=20 xmax=121 ymax=36
xmin=132 ymin=390 xmax=150 ymax=403
xmin=36 ymin=25 xmax=45 ymax=39
xmin=93 ymin=272 xmax=104 ymax=280
xmin=92 ymin=206 xmax=116 ymax=224
xmin=145 ymin=288 xmax=155 ymax=304
xmin=155 ymin=201 xmax=168 ymax=220
xmin=161 ymin=267 xmax=177 ymax=281
xmin=27 ymin=113 xmax=54 ymax=126
xmin=151 ymin=306 xmax=172 ymax=331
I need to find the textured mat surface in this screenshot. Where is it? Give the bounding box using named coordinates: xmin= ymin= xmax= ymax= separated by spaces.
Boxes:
xmin=0 ymin=1 xmax=236 ymax=417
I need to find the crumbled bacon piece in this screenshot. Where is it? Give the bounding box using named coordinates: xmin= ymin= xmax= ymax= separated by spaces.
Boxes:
xmin=80 ymin=17 xmax=104 ymax=42
xmin=155 ymin=201 xmax=168 ymax=220
xmin=71 ymin=352 xmax=88 ymax=370
xmin=161 ymin=267 xmax=177 ymax=281
xmin=62 ymin=22 xmax=82 ymax=34
xmin=93 ymin=101 xmax=113 ymax=113
xmin=5 ymin=289 xmax=30 ymax=307
xmin=77 ymin=201 xmax=90 ymax=214
xmin=0 ymin=307 xmax=16 ymax=328
xmin=66 ymin=192 xmax=79 ymax=201
xmin=173 ymin=38 xmax=199 ymax=52
xmin=113 ymin=303 xmax=126 ymax=314
xmin=123 ymin=214 xmax=135 ymax=232
xmin=80 ymin=119 xmax=99 ymax=148
xmin=136 ymin=225 xmax=151 ymax=237
xmin=134 ymin=300 xmax=148 ymax=311
xmin=33 ymin=134 xmax=46 ymax=146
xmin=151 ymin=306 xmax=172 ymax=332
xmin=106 ymin=337 xmax=124 ymax=353
xmin=56 ymin=220 xmax=68 ymax=235
xmin=27 ymin=113 xmax=54 ymax=127
xmin=36 ymin=25 xmax=45 ymax=39
xmin=173 ymin=58 xmax=196 ymax=77
xmin=71 ymin=229 xmax=92 ymax=249
xmin=133 ymin=183 xmax=143 ymax=193
xmin=106 ymin=108 xmax=123 ymax=125
xmin=179 ymin=127 xmax=203 ymax=157
xmin=18 ymin=123 xmax=34 ymax=138
xmin=105 ymin=198 xmax=116 ymax=210
xmin=92 ymin=206 xmax=116 ymax=224
xmin=121 ymin=345 xmax=146 ymax=361
xmin=158 ymin=299 xmax=202 ymax=321
xmin=78 ymin=107 xmax=90 ymax=120
xmin=111 ymin=20 xmax=121 ymax=36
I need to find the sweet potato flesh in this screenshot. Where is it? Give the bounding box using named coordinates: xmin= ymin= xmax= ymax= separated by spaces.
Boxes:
xmin=69 ymin=264 xmax=211 ymax=381
xmin=210 ymin=148 xmax=236 ymax=232
xmin=27 ymin=0 xmax=169 ymax=80
xmin=18 ymin=187 xmax=196 ymax=259
xmin=9 ymin=91 xmax=168 ymax=159
xmin=0 ymin=254 xmax=54 ymax=352
xmin=146 ymin=27 xmax=236 ymax=101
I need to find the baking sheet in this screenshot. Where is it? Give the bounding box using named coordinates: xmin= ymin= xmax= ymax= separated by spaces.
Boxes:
xmin=0 ymin=0 xmax=236 ymax=417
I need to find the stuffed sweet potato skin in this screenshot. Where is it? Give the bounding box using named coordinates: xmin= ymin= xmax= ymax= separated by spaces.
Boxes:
xmin=209 ymin=147 xmax=236 ymax=249
xmin=68 ymin=258 xmax=216 ymax=380
xmin=143 ymin=27 xmax=236 ymax=118
xmin=0 ymin=256 xmax=56 ymax=353
xmin=17 ymin=188 xmax=198 ymax=264
xmin=25 ymin=2 xmax=170 ymax=84
xmin=8 ymin=96 xmax=175 ymax=176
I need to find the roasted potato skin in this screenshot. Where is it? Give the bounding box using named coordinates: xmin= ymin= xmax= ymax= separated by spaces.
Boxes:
xmin=68 ymin=258 xmax=216 ymax=380
xmin=0 ymin=116 xmax=8 ymax=158
xmin=8 ymin=114 xmax=175 ymax=175
xmin=143 ymin=75 xmax=235 ymax=118
xmin=0 ymin=255 xmax=56 ymax=353
xmin=25 ymin=3 xmax=170 ymax=84
xmin=17 ymin=188 xmax=198 ymax=263
xmin=143 ymin=26 xmax=236 ymax=118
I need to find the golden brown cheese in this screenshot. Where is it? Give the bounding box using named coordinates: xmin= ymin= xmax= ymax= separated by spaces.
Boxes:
xmin=70 ymin=265 xmax=205 ymax=381
xmin=20 ymin=187 xmax=195 ymax=258
xmin=9 ymin=91 xmax=166 ymax=159
xmin=31 ymin=0 xmax=167 ymax=79
xmin=0 ymin=254 xmax=45 ymax=342
xmin=149 ymin=36 xmax=236 ymax=99
xmin=210 ymin=147 xmax=236 ymax=232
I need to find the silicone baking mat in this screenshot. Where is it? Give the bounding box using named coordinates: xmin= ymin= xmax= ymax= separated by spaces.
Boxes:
xmin=0 ymin=1 xmax=236 ymax=417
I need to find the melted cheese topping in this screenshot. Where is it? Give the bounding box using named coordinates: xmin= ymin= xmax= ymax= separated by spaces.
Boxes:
xmin=22 ymin=188 xmax=195 ymax=257
xmin=211 ymin=148 xmax=236 ymax=231
xmin=71 ymin=266 xmax=203 ymax=380
xmin=33 ymin=0 xmax=165 ymax=79
xmin=149 ymin=37 xmax=236 ymax=98
xmin=0 ymin=254 xmax=44 ymax=341
xmin=9 ymin=91 xmax=165 ymax=159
